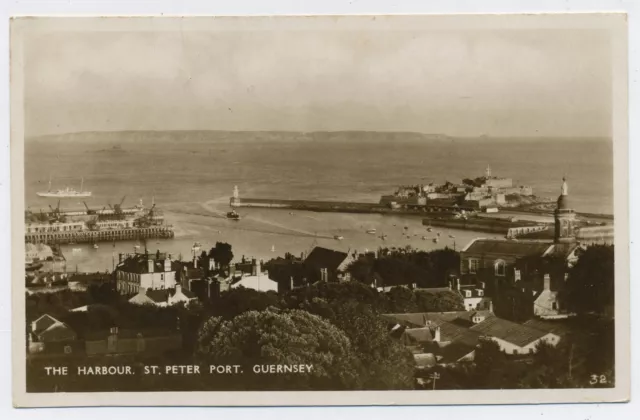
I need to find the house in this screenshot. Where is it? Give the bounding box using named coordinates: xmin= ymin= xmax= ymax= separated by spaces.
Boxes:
xmin=28 ymin=314 xmax=78 ymax=355
xmin=420 ymin=279 xmax=493 ymax=312
xmin=229 ymin=259 xmax=278 ymax=292
xmin=303 ymin=247 xmax=353 ymax=283
xmin=115 ymin=251 xmax=179 ymax=295
xmin=383 ymin=310 xmax=561 ymax=365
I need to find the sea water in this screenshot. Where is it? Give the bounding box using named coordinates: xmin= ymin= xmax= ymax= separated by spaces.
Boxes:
xmin=24 ymin=132 xmax=613 ymax=272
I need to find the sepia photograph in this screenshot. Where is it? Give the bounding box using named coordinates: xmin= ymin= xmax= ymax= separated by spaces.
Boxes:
xmin=10 ymin=13 xmax=629 ymax=407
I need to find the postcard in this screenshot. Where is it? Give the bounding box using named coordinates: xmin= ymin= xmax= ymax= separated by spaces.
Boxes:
xmin=10 ymin=13 xmax=629 ymax=407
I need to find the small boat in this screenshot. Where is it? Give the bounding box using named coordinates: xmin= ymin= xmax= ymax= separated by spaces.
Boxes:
xmin=403 ymin=226 xmax=409 ymax=230
xmin=427 ymin=227 xmax=433 ymax=232
xmin=334 ymin=235 xmax=344 ymax=241
xmin=271 ymin=245 xmax=276 ymax=252
xmin=449 ymin=234 xmax=456 ymax=239
xmin=93 ymin=243 xmax=99 ymax=249
xmin=366 ymin=229 xmax=377 ymax=234
xmin=227 ymin=210 xmax=241 ymax=220
xmin=72 ymin=248 xmax=82 ymax=253
xmin=437 ymin=232 xmax=441 ymax=237
xmin=422 ymin=236 xmax=427 ymax=240
xmin=433 ymin=238 xmax=439 ymax=244
xmin=380 ymin=234 xmax=388 ymax=240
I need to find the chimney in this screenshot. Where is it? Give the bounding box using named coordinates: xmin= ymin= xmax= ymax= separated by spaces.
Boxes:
xmin=209 ymin=258 xmax=215 ymax=271
xmin=543 ymin=274 xmax=551 ymax=291
xmin=251 ymin=259 xmax=258 ymax=276
xmin=193 ymin=254 xmax=198 ymax=269
xmin=290 ymin=276 xmax=294 ymax=291
xmin=164 ymin=256 xmax=171 ymax=272
xmin=456 ymin=278 xmax=461 ymax=291
xmin=119 ymin=253 xmax=123 ymax=263
xmin=448 ymin=280 xmax=452 ymax=290
xmin=432 ymin=326 xmax=441 ymax=342
xmin=489 ymin=300 xmax=494 ymax=313
xmin=147 ymin=258 xmax=154 ymax=273
xmin=480 ymin=281 xmax=486 ymax=290
xmin=175 ymin=284 xmax=182 ymax=295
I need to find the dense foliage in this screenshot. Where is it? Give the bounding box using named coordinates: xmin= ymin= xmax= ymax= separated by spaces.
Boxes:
xmin=196 ymin=309 xmax=361 ymax=390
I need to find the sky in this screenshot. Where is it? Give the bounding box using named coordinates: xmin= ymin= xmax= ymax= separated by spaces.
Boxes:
xmin=23 ymin=25 xmax=612 ymax=138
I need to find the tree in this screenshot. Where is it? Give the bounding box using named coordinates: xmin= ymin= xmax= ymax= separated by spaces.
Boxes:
xmin=299 ymin=298 xmax=415 ymax=389
xmin=561 ymin=245 xmax=614 ymax=316
xmin=213 ymin=287 xmax=283 ymax=319
xmin=414 ymin=289 xmax=464 ymax=312
xmin=208 ymin=242 xmax=234 ymax=270
xmin=196 ymin=309 xmax=361 ymax=390
xmin=384 ymin=286 xmax=419 ymax=313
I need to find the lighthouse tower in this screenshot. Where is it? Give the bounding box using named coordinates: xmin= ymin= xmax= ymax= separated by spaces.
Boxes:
xmin=554 ymin=177 xmax=576 ymax=243
xmin=230 ymin=185 xmax=240 ymax=207
xmin=485 ymin=164 xmax=492 ymax=179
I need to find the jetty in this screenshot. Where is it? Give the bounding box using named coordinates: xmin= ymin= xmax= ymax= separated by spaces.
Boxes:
xmin=25 ymin=226 xmax=175 ymax=245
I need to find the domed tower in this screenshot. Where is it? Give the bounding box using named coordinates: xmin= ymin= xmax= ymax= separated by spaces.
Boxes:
xmin=554 ymin=177 xmax=577 ymax=243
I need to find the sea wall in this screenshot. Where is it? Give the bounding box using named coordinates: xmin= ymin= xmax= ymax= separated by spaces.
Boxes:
xmin=423 ymin=217 xmax=542 ymax=235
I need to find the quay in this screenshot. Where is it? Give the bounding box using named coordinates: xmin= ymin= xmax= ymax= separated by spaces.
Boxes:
xmin=25 ymin=226 xmax=175 ymax=245
xmin=422 ymin=216 xmax=547 ymax=238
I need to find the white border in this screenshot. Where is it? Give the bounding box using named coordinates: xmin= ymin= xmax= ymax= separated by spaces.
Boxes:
xmin=1 ymin=1 xmax=638 ymax=419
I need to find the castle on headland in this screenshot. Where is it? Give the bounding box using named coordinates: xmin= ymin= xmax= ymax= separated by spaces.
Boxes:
xmin=379 ymin=165 xmax=533 ymax=212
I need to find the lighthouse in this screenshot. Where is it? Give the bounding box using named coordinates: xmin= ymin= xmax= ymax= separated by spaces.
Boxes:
xmin=230 ymin=185 xmax=240 ymax=207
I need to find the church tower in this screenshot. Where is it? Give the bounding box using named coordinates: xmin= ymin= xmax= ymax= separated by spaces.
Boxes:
xmin=554 ymin=177 xmax=576 ymax=243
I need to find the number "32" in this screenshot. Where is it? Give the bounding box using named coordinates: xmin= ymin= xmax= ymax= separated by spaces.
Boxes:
xmin=589 ymin=374 xmax=608 ymax=385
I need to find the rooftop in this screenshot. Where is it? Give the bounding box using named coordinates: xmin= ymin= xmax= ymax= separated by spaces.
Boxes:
xmin=116 ymin=252 xmax=180 ymax=274
xmin=469 ymin=316 xmax=551 ymax=347
xmin=304 ymin=247 xmax=349 ymax=271
xmin=462 ymin=238 xmax=553 ymax=257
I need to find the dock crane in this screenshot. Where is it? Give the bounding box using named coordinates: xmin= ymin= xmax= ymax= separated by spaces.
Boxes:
xmin=83 ymin=201 xmax=97 ymax=215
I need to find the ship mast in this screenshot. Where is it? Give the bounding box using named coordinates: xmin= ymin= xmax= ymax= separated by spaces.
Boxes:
xmin=80 ymin=177 xmax=84 ymax=193
xmin=47 ymin=174 xmax=52 ymax=192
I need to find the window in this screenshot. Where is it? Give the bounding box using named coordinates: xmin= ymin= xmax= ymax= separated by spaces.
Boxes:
xmin=464 ymin=290 xmax=472 ymax=298
xmin=495 ymin=260 xmax=506 ymax=276
xmin=64 ymin=345 xmax=72 ymax=354
xmin=469 ymin=258 xmax=479 ymax=274
xmin=478 ymin=290 xmax=484 ymax=297
xmin=552 ymin=302 xmax=558 ymax=310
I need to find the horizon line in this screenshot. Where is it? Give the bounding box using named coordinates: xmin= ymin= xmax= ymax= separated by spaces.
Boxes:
xmin=25 ymin=129 xmax=612 ymax=141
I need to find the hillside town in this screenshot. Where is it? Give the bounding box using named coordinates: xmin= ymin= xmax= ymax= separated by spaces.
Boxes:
xmin=24 ymin=178 xmax=615 ymax=391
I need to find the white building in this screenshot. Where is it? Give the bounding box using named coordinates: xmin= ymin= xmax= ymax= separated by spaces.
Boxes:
xmin=25 ymin=243 xmax=54 ymax=263
xmin=115 ymin=251 xmax=177 ymax=295
xmin=229 ymin=259 xmax=278 ymax=292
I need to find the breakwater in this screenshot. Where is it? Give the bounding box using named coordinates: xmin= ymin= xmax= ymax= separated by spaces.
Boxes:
xmin=25 ymin=226 xmax=175 ymax=245
xmin=230 ymin=197 xmax=475 ymax=214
